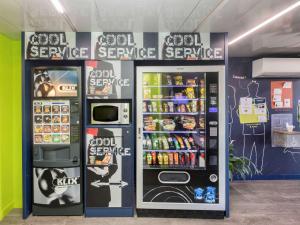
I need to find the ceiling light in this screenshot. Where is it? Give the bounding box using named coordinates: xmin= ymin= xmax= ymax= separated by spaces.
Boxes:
xmin=50 ymin=0 xmax=65 ymax=14
xmin=229 ymin=1 xmax=300 ymax=45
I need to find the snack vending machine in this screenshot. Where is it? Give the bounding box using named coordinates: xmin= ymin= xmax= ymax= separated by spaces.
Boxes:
xmin=136 ymin=66 xmax=226 ymax=217
xmin=32 ymin=66 xmax=82 ymax=215
xmin=84 ymin=61 xmax=134 ymax=217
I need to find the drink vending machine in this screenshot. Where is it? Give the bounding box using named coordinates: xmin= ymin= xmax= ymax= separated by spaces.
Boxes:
xmin=31 ymin=66 xmax=82 ymax=215
xmin=84 ymin=60 xmax=134 ymax=216
xmin=136 ymin=66 xmax=226 ymax=218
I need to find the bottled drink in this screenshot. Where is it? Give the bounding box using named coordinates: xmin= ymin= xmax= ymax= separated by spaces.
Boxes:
xmin=146 ymin=135 xmax=152 ymax=150
xmin=152 ymin=102 xmax=158 ymax=112
xmin=143 ymin=152 xmax=146 ymax=163
xmin=199 ymin=136 xmax=205 ymax=149
xmin=146 ymin=153 xmax=152 ymax=165
xmin=163 ymin=153 xmax=169 ymax=165
xmin=168 ymin=102 xmax=174 ymax=112
xmin=159 ymin=103 xmax=163 ymax=113
xmin=180 ymin=153 xmax=185 ymax=165
xmin=167 ymin=136 xmax=175 ymax=150
xmin=152 ymin=134 xmax=159 ymax=150
xmin=147 ymin=103 xmax=153 ymax=112
xmin=158 ymin=135 xmax=163 ymax=149
xmin=173 ymin=152 xmax=179 ymax=165
xmin=163 ymin=103 xmax=169 ymax=112
xmin=157 ymin=152 xmax=163 ymax=165
xmin=168 ymin=153 xmax=174 ymax=165
xmin=151 ymin=151 xmax=157 ymax=165
xmin=188 ymin=136 xmax=196 ymax=149
xmin=199 ymin=152 xmax=206 ymax=168
xmin=143 ymin=102 xmax=147 ymax=112
xmin=190 ymin=152 xmax=196 ymax=167
xmin=185 ymin=152 xmax=190 ymax=166
xmin=162 ymin=135 xmax=169 ymax=150
xmin=143 ymin=135 xmax=147 ymax=149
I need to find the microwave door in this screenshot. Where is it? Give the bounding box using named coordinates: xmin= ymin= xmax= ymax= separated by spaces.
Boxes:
xmin=92 ymin=105 xmax=119 ymax=124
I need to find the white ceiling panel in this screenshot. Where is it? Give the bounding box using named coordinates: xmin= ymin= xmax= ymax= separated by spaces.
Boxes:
xmin=179 ymin=0 xmax=224 ymax=32
xmin=1 ymin=0 xmax=300 ymax=56
xmin=195 ymin=0 xmax=300 ymax=56
xmin=22 ymin=0 xmax=71 ymax=32
xmin=64 ymin=0 xmax=200 ymax=32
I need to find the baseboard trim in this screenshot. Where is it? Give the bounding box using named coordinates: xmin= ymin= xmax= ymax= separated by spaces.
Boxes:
xmin=0 ymin=201 xmax=14 ymax=221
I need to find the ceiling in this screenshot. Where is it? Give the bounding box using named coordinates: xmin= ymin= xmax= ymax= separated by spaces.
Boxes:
xmin=1 ymin=0 xmax=300 ymax=57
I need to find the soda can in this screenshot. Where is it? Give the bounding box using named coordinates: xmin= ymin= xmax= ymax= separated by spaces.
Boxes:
xmin=185 ymin=152 xmax=190 ymax=166
xmin=146 ymin=153 xmax=152 ymax=165
xmin=157 ymin=152 xmax=163 ymax=165
xmin=173 ymin=152 xmax=179 ymax=165
xmin=168 ymin=152 xmax=174 ymax=165
xmin=163 ymin=153 xmax=169 ymax=165
xmin=190 ymin=152 xmax=196 ymax=167
xmin=151 ymin=152 xmax=157 ymax=165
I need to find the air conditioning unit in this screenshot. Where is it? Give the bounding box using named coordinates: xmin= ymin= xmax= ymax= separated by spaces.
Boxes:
xmin=252 ymin=58 xmax=300 ymax=78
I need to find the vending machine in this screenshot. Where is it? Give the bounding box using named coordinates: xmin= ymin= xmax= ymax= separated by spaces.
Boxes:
xmin=136 ymin=66 xmax=226 ymax=218
xmin=84 ymin=60 xmax=134 ymax=217
xmin=31 ymin=66 xmax=82 ymax=215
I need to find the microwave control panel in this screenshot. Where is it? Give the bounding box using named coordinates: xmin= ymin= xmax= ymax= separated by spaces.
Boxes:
xmin=121 ymin=103 xmax=130 ymax=124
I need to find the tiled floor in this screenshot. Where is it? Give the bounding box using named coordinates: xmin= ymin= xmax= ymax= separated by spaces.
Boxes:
xmin=1 ymin=180 xmax=300 ymax=225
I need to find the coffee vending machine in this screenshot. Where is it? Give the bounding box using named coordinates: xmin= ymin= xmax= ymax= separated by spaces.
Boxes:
xmin=84 ymin=60 xmax=134 ymax=217
xmin=32 ymin=66 xmax=82 ymax=215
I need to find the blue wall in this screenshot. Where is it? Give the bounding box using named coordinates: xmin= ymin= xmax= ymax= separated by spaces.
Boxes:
xmin=228 ymin=57 xmax=300 ymax=179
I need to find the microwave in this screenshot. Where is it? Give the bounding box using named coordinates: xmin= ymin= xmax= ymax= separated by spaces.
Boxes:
xmin=91 ymin=102 xmax=130 ymax=125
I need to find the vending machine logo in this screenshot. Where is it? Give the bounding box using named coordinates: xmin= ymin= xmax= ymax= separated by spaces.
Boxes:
xmin=160 ymin=33 xmax=223 ymax=60
xmin=25 ymin=32 xmax=89 ymax=59
xmin=92 ymin=32 xmax=157 ymax=60
xmin=33 ymin=168 xmax=81 ymax=206
xmin=88 ymin=136 xmax=131 ymax=158
xmin=53 ymin=176 xmax=80 ymax=187
xmin=85 ymin=60 xmax=132 ymax=99
xmin=86 ymin=128 xmax=130 ymax=207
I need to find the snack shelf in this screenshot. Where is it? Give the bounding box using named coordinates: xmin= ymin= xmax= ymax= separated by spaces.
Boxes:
xmin=143 ymin=98 xmax=199 ymax=101
xmin=143 ymin=149 xmax=199 ymax=152
xmin=143 ymin=85 xmax=198 ymax=88
xmin=143 ymin=131 xmax=198 ymax=134
xmin=143 ymin=112 xmax=199 ymax=115
xmin=143 ymin=165 xmax=206 ymax=170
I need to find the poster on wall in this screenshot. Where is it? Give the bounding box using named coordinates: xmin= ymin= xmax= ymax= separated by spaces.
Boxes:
xmin=33 ymin=100 xmax=70 ymax=144
xmin=25 ymin=32 xmax=90 ymax=59
xmin=158 ymin=32 xmax=224 ymax=60
xmin=24 ymin=32 xmax=225 ymax=61
xmin=33 ymin=67 xmax=78 ymax=98
xmin=86 ymin=128 xmax=131 ymax=207
xmin=85 ymin=61 xmax=132 ymax=99
xmin=271 ymin=114 xmax=293 ymax=147
xmin=238 ymin=97 xmax=268 ymax=124
xmin=91 ymin=32 xmax=158 ymax=60
xmin=33 ymin=167 xmax=80 ymax=206
xmin=271 ymin=81 xmax=293 ymax=109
